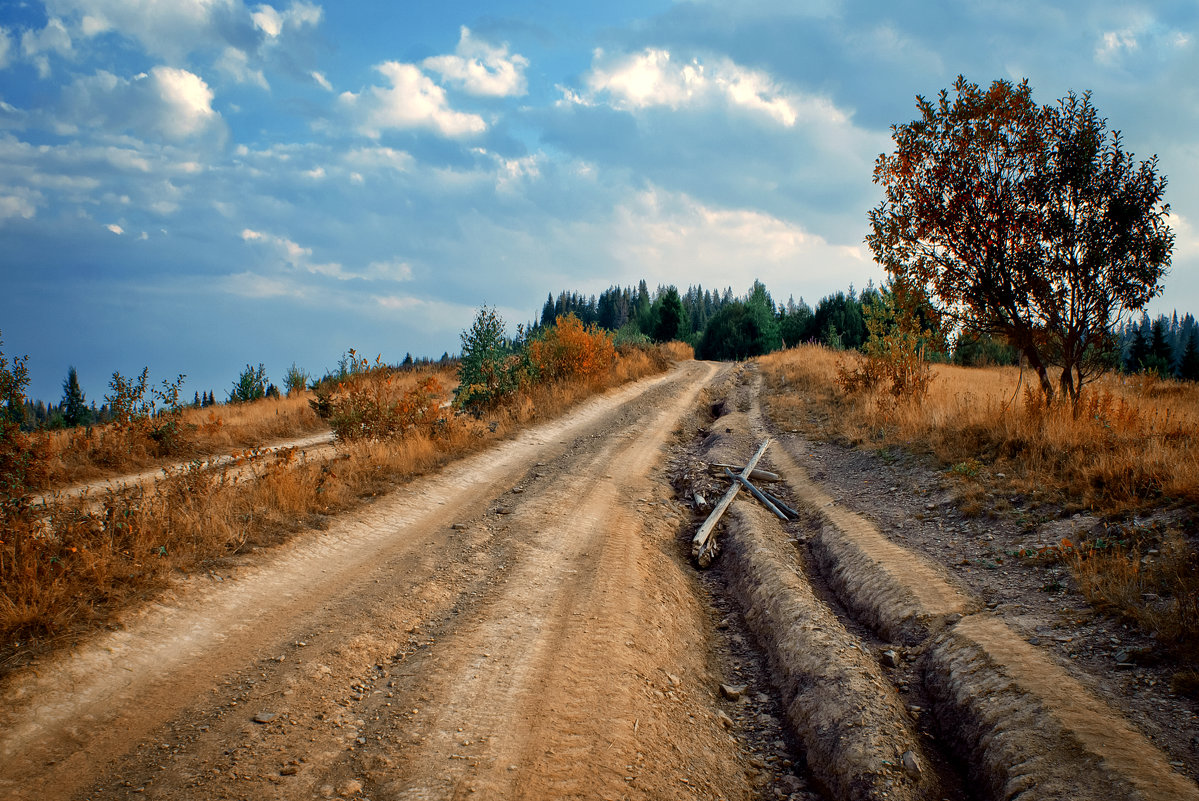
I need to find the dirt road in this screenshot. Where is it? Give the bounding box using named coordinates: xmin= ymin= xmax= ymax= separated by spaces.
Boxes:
xmin=0 ymin=361 xmax=777 ymax=801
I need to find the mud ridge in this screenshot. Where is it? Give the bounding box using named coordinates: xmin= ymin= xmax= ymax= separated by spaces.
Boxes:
xmin=749 ymin=368 xmax=1199 ymax=801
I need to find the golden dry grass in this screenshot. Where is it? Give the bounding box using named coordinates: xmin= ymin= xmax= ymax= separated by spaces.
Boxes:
xmin=761 ymin=345 xmax=1199 ymax=513
xmin=1 ymin=345 xmax=687 ymax=658
xmin=760 ymin=344 xmax=1199 ymax=659
xmin=41 ymin=391 xmax=330 ymax=488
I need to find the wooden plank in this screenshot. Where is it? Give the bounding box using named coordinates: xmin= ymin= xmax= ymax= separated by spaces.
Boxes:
xmin=729 ymin=469 xmax=788 ymax=521
xmin=708 ymin=464 xmax=781 ymax=483
xmin=692 ymin=439 xmax=771 ymax=566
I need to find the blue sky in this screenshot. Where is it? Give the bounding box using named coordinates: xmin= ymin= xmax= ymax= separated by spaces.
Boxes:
xmin=2 ymin=0 xmax=1197 ymax=403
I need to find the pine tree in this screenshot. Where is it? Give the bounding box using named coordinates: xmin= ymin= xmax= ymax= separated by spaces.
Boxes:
xmin=1147 ymin=317 xmax=1174 ymax=377
xmin=61 ymin=366 xmax=90 ymax=427
xmin=1126 ymin=324 xmax=1149 ymax=372
xmin=1180 ymin=330 xmax=1199 ymax=382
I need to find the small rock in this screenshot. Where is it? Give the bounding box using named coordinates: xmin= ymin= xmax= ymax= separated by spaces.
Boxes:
xmin=495 ymin=507 xmax=512 ymax=515
xmin=511 ymin=487 xmax=524 ymax=494
xmin=720 ymin=683 xmax=747 ymax=701
xmin=716 ymin=617 xmax=731 ymax=630
xmin=338 ymin=779 xmax=363 ymax=797
xmin=901 ymin=750 xmax=921 ymax=777
xmin=717 ymin=711 xmax=735 ymax=730
xmin=280 ymin=766 xmax=299 ymax=776
xmin=666 ymin=673 xmax=682 ymax=687
xmin=996 ymin=473 xmax=1006 ymax=479
xmin=451 ymin=523 xmax=468 ymax=530
xmin=253 ymin=712 xmax=277 ymax=724
xmin=880 ymin=649 xmax=899 ymax=668
xmin=1115 ymin=650 xmax=1131 ymax=663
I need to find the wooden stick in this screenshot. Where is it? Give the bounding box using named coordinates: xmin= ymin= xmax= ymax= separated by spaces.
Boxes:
xmin=760 ymin=489 xmax=799 ymax=519
xmin=708 ymin=464 xmax=781 ymax=482
xmin=728 ymin=469 xmax=788 ymax=521
xmin=692 ymin=439 xmax=771 ymax=565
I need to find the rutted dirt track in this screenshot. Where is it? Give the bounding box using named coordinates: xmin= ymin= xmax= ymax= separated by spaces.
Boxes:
xmin=4 ymin=360 xmax=1198 ymax=801
xmin=1 ymin=361 xmax=767 ymax=801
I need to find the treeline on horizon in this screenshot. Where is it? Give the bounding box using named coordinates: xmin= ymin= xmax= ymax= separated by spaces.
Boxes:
xmin=12 ymin=349 xmax=457 ymax=434
xmin=11 ymin=276 xmax=1199 ymax=434
xmin=531 ymin=278 xmax=1199 ymax=380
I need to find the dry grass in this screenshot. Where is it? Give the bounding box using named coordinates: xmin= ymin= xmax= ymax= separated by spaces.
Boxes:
xmin=1 ymin=345 xmax=687 ymax=659
xmin=41 ymin=392 xmax=329 ymax=488
xmin=760 ymin=343 xmax=1199 ymax=659
xmin=761 ymin=345 xmax=1199 ymax=512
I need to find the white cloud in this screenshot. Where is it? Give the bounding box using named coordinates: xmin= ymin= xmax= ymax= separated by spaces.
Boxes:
xmin=0 ymin=191 xmax=39 ymax=220
xmin=21 ymin=18 xmax=73 ymax=78
xmin=217 ymin=46 xmax=269 ymax=89
xmin=251 ymin=5 xmax=284 ymax=38
xmin=0 ymin=26 xmax=13 ymax=69
xmin=422 ymin=26 xmax=528 ymax=97
xmin=58 ymin=67 xmax=223 ymax=142
xmin=303 ymin=165 xmax=325 ymax=179
xmin=311 ymin=70 xmax=332 ymax=90
xmin=578 ymin=48 xmax=825 ymax=128
xmin=607 ymin=186 xmax=878 ymax=297
xmin=344 ymin=146 xmax=413 ymax=173
xmin=224 ymin=271 xmax=308 ymax=299
xmin=1096 ymin=29 xmax=1139 ymax=64
xmin=366 ymin=260 xmax=413 ymax=281
xmin=151 ymin=67 xmax=220 ymax=138
xmin=340 ymin=61 xmax=486 ymax=138
xmin=106 ymin=223 xmax=124 ymax=234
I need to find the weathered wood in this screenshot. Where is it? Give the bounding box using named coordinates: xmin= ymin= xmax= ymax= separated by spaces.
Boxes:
xmin=708 ymin=464 xmax=781 ymax=483
xmin=760 ymin=488 xmax=798 ymax=520
xmin=692 ymin=439 xmax=771 ymax=565
xmin=728 ymin=469 xmax=788 ymax=521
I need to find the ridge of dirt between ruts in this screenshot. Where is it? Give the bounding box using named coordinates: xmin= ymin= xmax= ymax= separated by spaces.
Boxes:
xmin=737 ymin=366 xmax=1199 ymax=800
xmin=2 ymin=363 xmax=750 ymax=801
xmin=676 ymin=372 xmax=962 ymax=801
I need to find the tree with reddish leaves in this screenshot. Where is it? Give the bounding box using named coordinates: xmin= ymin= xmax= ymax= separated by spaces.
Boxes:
xmin=868 ymin=76 xmax=1173 ymax=405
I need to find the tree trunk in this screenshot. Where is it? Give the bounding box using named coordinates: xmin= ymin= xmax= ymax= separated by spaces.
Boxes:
xmin=1023 ymin=346 xmax=1056 ymax=402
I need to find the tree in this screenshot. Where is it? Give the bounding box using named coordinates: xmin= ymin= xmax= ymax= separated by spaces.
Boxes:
xmin=1179 ymin=330 xmax=1199 ymax=382
xmin=868 ymin=76 xmax=1173 ymax=405
xmin=697 ymin=302 xmax=781 ymax=361
xmin=61 ymin=366 xmax=90 ymax=428
xmin=455 ymin=306 xmax=515 ymax=412
xmin=229 ymin=363 xmax=269 ymax=403
xmin=652 ymin=286 xmax=687 ymax=342
xmin=1126 ymin=321 xmax=1150 ymax=373
xmin=1 ymin=333 xmax=48 ymax=519
xmin=1146 ymin=317 xmax=1174 ymax=377
xmin=283 ymin=363 xmax=310 ymax=396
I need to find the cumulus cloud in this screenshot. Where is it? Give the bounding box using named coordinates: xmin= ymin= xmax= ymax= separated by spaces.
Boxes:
xmin=422 ymin=26 xmax=528 ymax=97
xmin=21 ymin=18 xmax=73 ymax=78
xmin=344 ymin=146 xmax=413 ymax=173
xmin=311 ymin=70 xmax=332 ymax=90
xmin=60 ymin=66 xmax=224 ymax=142
xmin=217 ymin=46 xmax=269 ymax=89
xmin=576 ymin=48 xmax=827 ymax=128
xmin=340 ymin=61 xmax=486 ymax=138
xmin=607 ymin=186 xmax=877 ymax=297
xmin=0 ymin=189 xmax=40 ymax=220
xmin=106 ymin=222 xmax=124 ymax=234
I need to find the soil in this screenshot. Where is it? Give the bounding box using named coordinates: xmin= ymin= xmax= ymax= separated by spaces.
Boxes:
xmin=757 ymin=390 xmax=1199 ymax=783
xmin=3 ymin=359 xmax=1195 ymax=801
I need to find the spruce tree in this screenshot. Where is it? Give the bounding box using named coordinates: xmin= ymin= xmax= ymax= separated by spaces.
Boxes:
xmin=61 ymin=366 xmax=90 ymax=427
xmin=1180 ymin=331 xmax=1199 ymax=382
xmin=1126 ymin=325 xmax=1149 ymax=372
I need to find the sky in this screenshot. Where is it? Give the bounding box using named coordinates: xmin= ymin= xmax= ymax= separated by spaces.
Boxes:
xmin=1 ymin=0 xmax=1198 ymax=403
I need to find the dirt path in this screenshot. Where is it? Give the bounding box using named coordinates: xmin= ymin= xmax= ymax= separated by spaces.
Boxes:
xmin=0 ymin=361 xmax=780 ymax=801
xmin=32 ymin=432 xmax=337 ymax=509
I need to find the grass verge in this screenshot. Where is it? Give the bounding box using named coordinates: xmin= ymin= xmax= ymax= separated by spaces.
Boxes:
xmin=758 ymin=343 xmax=1199 ymax=665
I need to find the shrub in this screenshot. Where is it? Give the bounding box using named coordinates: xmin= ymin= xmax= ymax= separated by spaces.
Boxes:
xmin=283 ymin=363 xmax=310 ymax=396
xmin=527 ymin=314 xmax=616 ymax=385
xmin=455 ymin=306 xmax=519 ymax=413
xmin=0 ymin=334 xmax=49 ymax=520
xmin=229 ymin=363 xmax=269 ymax=403
xmin=319 ymin=353 xmax=451 ymax=442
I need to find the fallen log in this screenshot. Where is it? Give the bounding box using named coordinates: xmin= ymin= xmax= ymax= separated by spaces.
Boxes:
xmin=708 ymin=464 xmax=781 ymax=483
xmin=692 ymin=439 xmax=771 ymax=566
xmin=728 ymin=469 xmax=788 ymax=521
